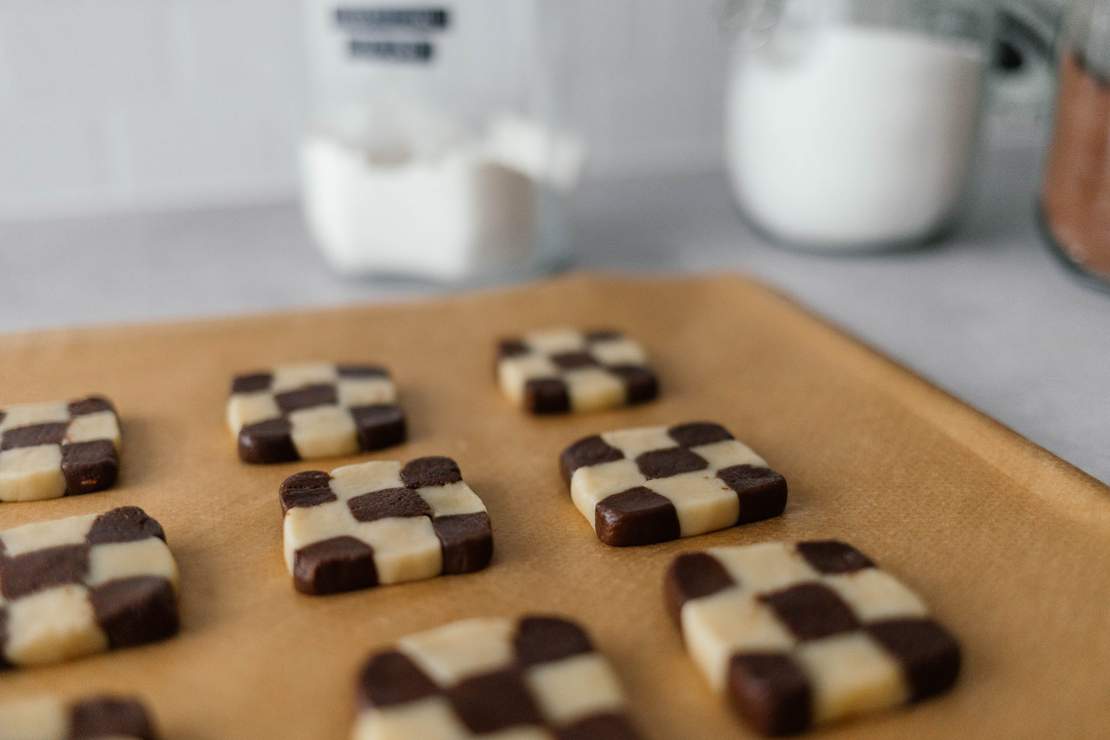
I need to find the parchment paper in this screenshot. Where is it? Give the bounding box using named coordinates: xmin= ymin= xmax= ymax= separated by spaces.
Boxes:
xmin=0 ymin=274 xmax=1106 ymax=739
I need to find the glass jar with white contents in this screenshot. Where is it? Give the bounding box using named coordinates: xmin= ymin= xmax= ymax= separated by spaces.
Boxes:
xmin=723 ymin=0 xmax=1004 ymax=252
xmin=301 ymin=0 xmax=583 ymax=282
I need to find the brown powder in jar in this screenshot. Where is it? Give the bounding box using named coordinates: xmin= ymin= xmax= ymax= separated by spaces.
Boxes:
xmin=1042 ymin=52 xmax=1110 ymax=278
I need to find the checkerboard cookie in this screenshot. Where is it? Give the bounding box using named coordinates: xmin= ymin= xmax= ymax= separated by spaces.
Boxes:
xmin=227 ymin=363 xmax=407 ymax=464
xmin=0 ymin=396 xmax=121 ymax=502
xmin=665 ymin=541 xmax=961 ymax=735
xmin=0 ymin=695 xmax=158 ymax=740
xmin=0 ymin=507 xmax=179 ymax=669
xmin=496 ymin=328 xmax=658 ymax=414
xmin=353 ymin=616 xmax=640 ymax=740
xmin=561 ymin=422 xmax=787 ymax=546
xmin=281 ymin=457 xmax=492 ymax=595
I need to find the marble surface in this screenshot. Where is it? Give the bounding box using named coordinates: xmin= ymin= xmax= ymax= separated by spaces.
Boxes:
xmin=1 ymin=146 xmax=1107 ymax=483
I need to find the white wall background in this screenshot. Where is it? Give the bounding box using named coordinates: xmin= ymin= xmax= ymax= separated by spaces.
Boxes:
xmin=0 ymin=0 xmax=728 ymax=222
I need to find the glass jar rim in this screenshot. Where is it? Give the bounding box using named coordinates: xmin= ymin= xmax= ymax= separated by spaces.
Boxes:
xmin=721 ymin=0 xmax=991 ymax=36
xmin=1065 ymin=0 xmax=1110 ymax=76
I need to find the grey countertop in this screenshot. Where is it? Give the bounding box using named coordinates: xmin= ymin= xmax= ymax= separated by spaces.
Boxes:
xmin=1 ymin=145 xmax=1107 ymax=483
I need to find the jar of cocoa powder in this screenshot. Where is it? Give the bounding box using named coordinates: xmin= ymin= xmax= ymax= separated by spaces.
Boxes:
xmin=1040 ymin=0 xmax=1110 ymax=291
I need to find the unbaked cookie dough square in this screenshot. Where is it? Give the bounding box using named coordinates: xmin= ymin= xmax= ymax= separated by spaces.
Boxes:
xmin=353 ymin=615 xmax=640 ymax=740
xmin=0 ymin=396 xmax=121 ymax=503
xmin=560 ymin=422 xmax=787 ymax=546
xmin=496 ymin=328 xmax=659 ymax=414
xmin=281 ymin=456 xmax=493 ymax=595
xmin=0 ymin=694 xmax=158 ymax=740
xmin=0 ymin=507 xmax=179 ymax=670
xmin=227 ymin=363 xmax=407 ymax=464
xmin=665 ymin=541 xmax=961 ymax=735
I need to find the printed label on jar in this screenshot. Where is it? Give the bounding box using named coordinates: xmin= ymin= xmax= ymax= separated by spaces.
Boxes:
xmin=335 ymin=7 xmax=449 ymax=32
xmin=349 ymin=39 xmax=435 ymax=62
xmin=333 ymin=5 xmax=448 ymax=63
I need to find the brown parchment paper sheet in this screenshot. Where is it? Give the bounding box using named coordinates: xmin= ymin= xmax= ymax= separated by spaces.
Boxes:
xmin=0 ymin=274 xmax=1107 ymax=739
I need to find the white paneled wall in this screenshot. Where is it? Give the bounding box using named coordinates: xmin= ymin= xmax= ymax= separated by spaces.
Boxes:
xmin=565 ymin=0 xmax=728 ymax=177
xmin=0 ymin=0 xmax=728 ymax=222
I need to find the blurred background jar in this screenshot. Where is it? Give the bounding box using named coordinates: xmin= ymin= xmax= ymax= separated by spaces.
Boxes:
xmin=301 ymin=0 xmax=583 ymax=282
xmin=1040 ymin=0 xmax=1110 ymax=291
xmin=721 ymin=0 xmax=1053 ymax=253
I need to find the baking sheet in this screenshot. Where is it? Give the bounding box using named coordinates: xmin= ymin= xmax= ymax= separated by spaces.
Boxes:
xmin=0 ymin=274 xmax=1107 ymax=739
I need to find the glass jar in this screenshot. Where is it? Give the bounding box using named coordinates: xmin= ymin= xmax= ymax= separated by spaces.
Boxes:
xmin=301 ymin=0 xmax=582 ymax=282
xmin=723 ymin=0 xmax=996 ymax=252
xmin=1039 ymin=0 xmax=1110 ymax=291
